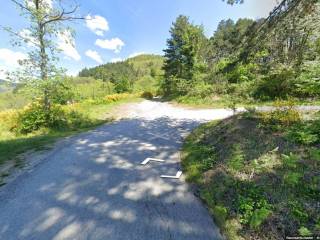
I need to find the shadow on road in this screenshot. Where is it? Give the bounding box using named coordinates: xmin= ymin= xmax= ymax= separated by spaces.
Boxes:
xmin=0 ymin=117 xmax=222 ymax=240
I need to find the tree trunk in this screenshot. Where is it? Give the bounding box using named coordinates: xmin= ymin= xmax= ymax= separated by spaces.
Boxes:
xmin=35 ymin=0 xmax=50 ymax=111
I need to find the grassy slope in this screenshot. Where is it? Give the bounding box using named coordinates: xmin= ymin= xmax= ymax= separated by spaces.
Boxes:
xmin=182 ymin=113 xmax=320 ymax=239
xmin=172 ymin=95 xmax=320 ymax=109
xmin=0 ymin=97 xmax=141 ymax=166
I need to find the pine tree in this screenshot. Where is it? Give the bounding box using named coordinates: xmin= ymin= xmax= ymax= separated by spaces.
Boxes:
xmin=162 ymin=15 xmax=207 ymax=95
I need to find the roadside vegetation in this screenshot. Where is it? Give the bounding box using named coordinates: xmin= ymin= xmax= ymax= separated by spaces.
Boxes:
xmin=0 ymin=93 xmax=140 ymax=166
xmin=0 ymin=1 xmax=156 ymax=167
xmin=160 ymin=1 xmax=320 ymax=107
xmin=182 ymin=101 xmax=320 ymax=239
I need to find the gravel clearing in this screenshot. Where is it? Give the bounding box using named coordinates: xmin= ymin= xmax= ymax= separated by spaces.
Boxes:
xmin=123 ymin=100 xmax=245 ymax=121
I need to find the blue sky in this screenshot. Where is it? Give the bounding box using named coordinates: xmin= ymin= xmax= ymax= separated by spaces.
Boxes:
xmin=0 ymin=0 xmax=277 ymax=77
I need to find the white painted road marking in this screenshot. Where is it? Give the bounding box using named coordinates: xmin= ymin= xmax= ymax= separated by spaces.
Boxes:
xmin=160 ymin=171 xmax=182 ymax=179
xmin=141 ymin=157 xmax=165 ymax=165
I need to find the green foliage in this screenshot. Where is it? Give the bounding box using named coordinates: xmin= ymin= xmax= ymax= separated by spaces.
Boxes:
xmin=12 ymin=101 xmax=92 ymax=134
xmin=114 ymin=77 xmax=132 ymax=93
xmin=254 ymin=67 xmax=296 ymax=100
xmin=79 ymin=54 xmax=164 ymax=94
xmin=295 ymin=62 xmax=320 ymax=97
xmin=298 ymin=227 xmax=312 ymax=236
xmin=140 ymin=91 xmax=154 ymax=100
xmin=155 ymin=1 xmax=320 ymax=106
xmin=47 ymin=78 xmax=75 ymax=104
xmin=282 ymin=153 xmax=299 ymax=169
xmin=286 ymin=117 xmax=320 ymax=145
xmin=212 ymin=205 xmax=228 ymax=227
xmin=289 ymin=200 xmax=309 ymax=224
xmin=236 ymin=186 xmax=271 ymax=226
xmin=162 ymin=15 xmax=207 ymax=96
xmin=13 ymin=102 xmax=66 ymax=134
xmin=309 ymin=148 xmax=320 ymax=162
xmin=260 ymin=100 xmax=301 ymax=128
xmin=283 ymin=172 xmax=302 ymax=186
xmin=227 ymin=144 xmax=245 ymax=171
xmin=249 ymin=208 xmax=272 ymax=229
xmin=187 ymin=82 xmax=213 ymax=98
xmin=182 ymin=113 xmax=320 ymax=239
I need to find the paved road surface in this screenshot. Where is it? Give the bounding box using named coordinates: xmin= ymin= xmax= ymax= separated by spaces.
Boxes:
xmin=0 ymin=101 xmax=233 ymax=240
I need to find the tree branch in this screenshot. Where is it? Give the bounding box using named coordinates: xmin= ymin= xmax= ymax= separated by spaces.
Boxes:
xmin=10 ymin=0 xmax=33 ymax=13
xmin=0 ymin=25 xmax=40 ymax=47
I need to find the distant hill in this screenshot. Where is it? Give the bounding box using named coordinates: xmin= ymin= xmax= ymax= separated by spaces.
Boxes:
xmin=0 ymin=79 xmax=12 ymax=93
xmin=79 ymin=54 xmax=163 ymax=82
xmin=78 ymin=54 xmax=164 ymax=93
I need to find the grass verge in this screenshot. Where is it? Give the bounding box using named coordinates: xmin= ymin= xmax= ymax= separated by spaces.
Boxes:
xmin=171 ymin=95 xmax=320 ymax=109
xmin=0 ymin=96 xmax=141 ymax=166
xmin=182 ymin=111 xmax=320 ymax=239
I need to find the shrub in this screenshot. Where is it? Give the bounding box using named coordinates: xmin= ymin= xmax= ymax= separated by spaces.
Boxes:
xmin=114 ymin=78 xmax=132 ymax=93
xmin=104 ymin=93 xmax=131 ymax=103
xmin=286 ymin=117 xmax=320 ymax=145
xmin=187 ymin=82 xmax=213 ymax=98
xmin=254 ymin=67 xmax=296 ymax=100
xmin=236 ymin=185 xmax=271 ymax=227
xmin=260 ymin=99 xmax=301 ymax=128
xmin=141 ymin=91 xmax=154 ymax=100
xmin=13 ymin=102 xmax=66 ymax=134
xmin=249 ymin=208 xmax=272 ymax=229
xmin=298 ymin=227 xmax=312 ymax=236
xmin=212 ymin=205 xmax=228 ymax=227
xmin=11 ymin=101 xmax=92 ymax=134
xmin=282 ymin=153 xmax=299 ymax=169
xmin=295 ymin=62 xmax=320 ymax=98
xmin=227 ymin=144 xmax=245 ymax=171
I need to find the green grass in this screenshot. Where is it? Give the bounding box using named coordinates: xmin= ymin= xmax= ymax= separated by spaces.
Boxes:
xmin=0 ymin=91 xmax=30 ymax=111
xmin=171 ymin=95 xmax=320 ymax=109
xmin=182 ymin=112 xmax=320 ymax=239
xmin=0 ymin=96 xmax=141 ymax=166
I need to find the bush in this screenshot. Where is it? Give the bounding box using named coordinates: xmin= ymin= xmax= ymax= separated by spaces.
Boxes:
xmin=295 ymin=62 xmax=320 ymax=98
xmin=82 ymin=93 xmax=132 ymax=105
xmin=260 ymin=99 xmax=301 ymax=128
xmin=254 ymin=67 xmax=296 ymax=100
xmin=285 ymin=113 xmax=320 ymax=145
xmin=104 ymin=93 xmax=131 ymax=103
xmin=11 ymin=101 xmax=92 ymax=134
xmin=187 ymin=82 xmax=213 ymax=98
xmin=141 ymin=91 xmax=154 ymax=100
xmin=236 ymin=185 xmax=271 ymax=228
xmin=13 ymin=102 xmax=66 ymax=134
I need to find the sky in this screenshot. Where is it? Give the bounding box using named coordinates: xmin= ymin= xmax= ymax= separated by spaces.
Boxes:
xmin=0 ymin=0 xmax=278 ymax=78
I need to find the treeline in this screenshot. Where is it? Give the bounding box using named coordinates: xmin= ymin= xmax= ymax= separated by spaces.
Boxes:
xmin=79 ymin=54 xmax=163 ymax=93
xmin=162 ymin=0 xmax=320 ymax=103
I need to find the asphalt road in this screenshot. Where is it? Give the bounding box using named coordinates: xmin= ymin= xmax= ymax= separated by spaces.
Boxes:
xmin=0 ymin=101 xmax=227 ymax=240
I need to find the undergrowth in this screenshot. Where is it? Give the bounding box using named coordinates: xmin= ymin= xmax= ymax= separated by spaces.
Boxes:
xmin=182 ymin=102 xmax=320 ymax=239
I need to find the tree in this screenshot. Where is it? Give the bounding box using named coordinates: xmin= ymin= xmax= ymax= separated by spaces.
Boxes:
xmin=162 ymin=15 xmax=207 ymax=95
xmin=5 ymin=0 xmax=83 ymax=111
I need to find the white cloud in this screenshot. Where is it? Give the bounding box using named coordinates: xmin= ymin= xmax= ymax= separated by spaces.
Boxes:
xmin=85 ymin=50 xmax=103 ymax=64
xmin=19 ymin=29 xmax=37 ymax=47
xmin=128 ymin=52 xmax=146 ymax=59
xmin=86 ymin=15 xmax=109 ymax=36
xmin=27 ymin=0 xmax=52 ymax=10
xmin=0 ymin=67 xmax=7 ymax=79
xmin=110 ymin=58 xmax=123 ymax=63
xmin=0 ymin=48 xmax=27 ymax=66
xmin=66 ymin=69 xmax=79 ymax=77
xmin=95 ymin=38 xmax=125 ymax=53
xmin=57 ymin=31 xmax=81 ymax=61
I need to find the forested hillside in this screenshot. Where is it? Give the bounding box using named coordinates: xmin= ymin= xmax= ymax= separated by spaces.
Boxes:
xmin=79 ymin=54 xmax=164 ymax=93
xmin=162 ymin=0 xmax=320 ymax=105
